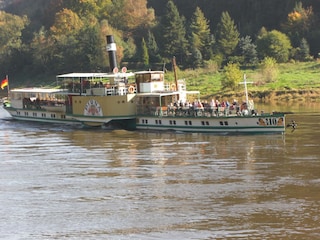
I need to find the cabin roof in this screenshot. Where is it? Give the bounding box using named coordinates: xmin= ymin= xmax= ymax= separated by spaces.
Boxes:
xmin=134 ymin=71 xmax=164 ymax=75
xmin=136 ymin=90 xmax=200 ymax=97
xmin=56 ymin=72 xmax=134 ymax=78
xmin=10 ymin=88 xmax=65 ymax=94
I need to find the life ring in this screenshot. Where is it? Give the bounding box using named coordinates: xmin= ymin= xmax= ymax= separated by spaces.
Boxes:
xmin=197 ymin=111 xmax=202 ymax=117
xmin=128 ymin=85 xmax=135 ymax=93
xmin=171 ymin=83 xmax=176 ymax=91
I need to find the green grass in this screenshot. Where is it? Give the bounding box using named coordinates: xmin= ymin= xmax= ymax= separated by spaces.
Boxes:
xmin=166 ymin=61 xmax=320 ymax=100
xmin=3 ymin=61 xmax=320 ymax=101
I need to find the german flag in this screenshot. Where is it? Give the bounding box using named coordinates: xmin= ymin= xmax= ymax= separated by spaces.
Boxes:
xmin=1 ymin=78 xmax=8 ymax=89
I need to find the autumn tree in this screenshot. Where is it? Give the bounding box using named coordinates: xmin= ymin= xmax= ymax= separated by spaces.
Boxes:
xmin=160 ymin=0 xmax=188 ymax=66
xmin=50 ymin=8 xmax=83 ymax=39
xmin=30 ymin=27 xmax=55 ymax=73
xmin=48 ymin=9 xmax=106 ymax=72
xmin=215 ymin=11 xmax=239 ymax=60
xmin=0 ymin=11 xmax=29 ymax=73
xmin=108 ymin=0 xmax=155 ymax=36
xmin=62 ymin=0 xmax=101 ymax=16
xmin=282 ymin=2 xmax=315 ymax=47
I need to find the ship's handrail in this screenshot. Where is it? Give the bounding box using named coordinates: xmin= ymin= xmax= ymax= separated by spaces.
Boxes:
xmin=137 ymin=104 xmax=262 ymax=118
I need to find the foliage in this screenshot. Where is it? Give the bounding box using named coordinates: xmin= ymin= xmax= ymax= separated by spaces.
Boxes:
xmin=50 ymin=8 xmax=83 ymax=39
xmin=141 ymin=37 xmax=149 ymax=68
xmin=1 ymin=0 xmax=320 ymax=83
xmin=294 ymin=38 xmax=311 ymax=61
xmin=188 ymin=7 xmax=213 ymax=61
xmin=0 ymin=11 xmax=29 ymax=73
xmin=259 ymin=57 xmax=279 ymax=83
xmin=282 ymin=1 xmax=315 ymax=47
xmin=238 ymin=36 xmax=258 ymax=65
xmin=221 ymin=62 xmax=243 ymax=90
xmin=108 ymin=0 xmax=155 ymax=36
xmin=256 ymin=30 xmax=292 ymax=63
xmin=215 ymin=11 xmax=239 ymax=59
xmin=160 ymin=1 xmax=188 ymax=66
xmin=146 ymin=30 xmax=161 ymax=63
xmin=188 ymin=47 xmax=203 ymax=69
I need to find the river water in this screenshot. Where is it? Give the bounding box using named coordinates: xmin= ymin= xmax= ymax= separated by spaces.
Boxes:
xmin=0 ymin=104 xmax=319 ymax=239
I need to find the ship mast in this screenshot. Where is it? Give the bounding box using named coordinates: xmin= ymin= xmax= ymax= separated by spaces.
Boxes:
xmin=240 ymin=74 xmax=253 ymax=109
xmin=172 ymin=56 xmax=178 ymax=90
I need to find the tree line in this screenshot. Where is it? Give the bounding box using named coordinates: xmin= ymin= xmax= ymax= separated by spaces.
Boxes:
xmin=0 ymin=0 xmax=318 ymax=86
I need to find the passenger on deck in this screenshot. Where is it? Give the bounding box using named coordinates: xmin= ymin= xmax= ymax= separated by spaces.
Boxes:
xmin=210 ymin=99 xmax=216 ymax=115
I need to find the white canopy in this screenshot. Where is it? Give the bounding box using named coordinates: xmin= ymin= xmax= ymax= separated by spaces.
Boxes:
xmin=56 ymin=72 xmax=134 ymax=79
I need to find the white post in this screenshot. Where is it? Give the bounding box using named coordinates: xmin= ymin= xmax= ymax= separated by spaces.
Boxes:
xmin=240 ymin=74 xmax=253 ymax=102
xmin=239 ymin=74 xmax=253 ymax=110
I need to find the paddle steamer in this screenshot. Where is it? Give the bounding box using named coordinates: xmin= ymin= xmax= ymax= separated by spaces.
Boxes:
xmin=3 ymin=35 xmax=286 ymax=134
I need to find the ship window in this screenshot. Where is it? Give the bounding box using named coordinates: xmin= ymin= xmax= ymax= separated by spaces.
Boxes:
xmin=42 ymin=113 xmax=46 ymax=117
xmin=202 ymin=121 xmax=210 ymax=126
xmin=169 ymin=120 xmax=176 ymax=125
xmin=219 ymin=121 xmax=223 ymax=125
xmin=185 ymin=121 xmax=192 ymax=125
xmin=33 ymin=112 xmax=37 ymax=117
xmin=61 ymin=115 xmax=65 ymax=119
xmin=224 ymin=121 xmax=228 ymax=125
xmin=24 ymin=112 xmax=28 ymax=116
xmin=51 ymin=114 xmax=56 ymax=118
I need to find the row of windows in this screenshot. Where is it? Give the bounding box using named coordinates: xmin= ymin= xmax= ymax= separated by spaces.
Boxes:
xmin=16 ymin=111 xmax=66 ymax=119
xmin=140 ymin=119 xmax=231 ymax=126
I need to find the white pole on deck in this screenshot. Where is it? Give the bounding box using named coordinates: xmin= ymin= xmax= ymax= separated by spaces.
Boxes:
xmin=239 ymin=74 xmax=253 ymax=104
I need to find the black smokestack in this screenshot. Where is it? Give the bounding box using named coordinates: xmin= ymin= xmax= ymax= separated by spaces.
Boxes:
xmin=106 ymin=35 xmax=117 ymax=72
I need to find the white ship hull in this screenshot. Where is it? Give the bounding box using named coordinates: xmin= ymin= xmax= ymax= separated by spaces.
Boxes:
xmin=136 ymin=115 xmax=285 ymax=134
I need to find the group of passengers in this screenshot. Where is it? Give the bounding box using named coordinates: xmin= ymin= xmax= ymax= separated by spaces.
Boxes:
xmin=168 ymin=98 xmax=250 ymax=116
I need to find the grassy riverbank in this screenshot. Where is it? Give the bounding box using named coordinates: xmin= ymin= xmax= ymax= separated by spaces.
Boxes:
xmin=2 ymin=61 xmax=320 ymax=102
xmin=167 ymin=61 xmax=320 ymax=103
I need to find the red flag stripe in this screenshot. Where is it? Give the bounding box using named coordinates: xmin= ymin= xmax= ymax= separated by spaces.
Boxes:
xmin=1 ymin=78 xmax=8 ymax=89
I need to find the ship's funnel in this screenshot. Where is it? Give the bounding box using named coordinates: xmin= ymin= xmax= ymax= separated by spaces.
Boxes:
xmin=106 ymin=35 xmax=117 ymax=73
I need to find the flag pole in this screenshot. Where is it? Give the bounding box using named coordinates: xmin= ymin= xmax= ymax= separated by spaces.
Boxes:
xmin=6 ymin=75 xmax=10 ymax=99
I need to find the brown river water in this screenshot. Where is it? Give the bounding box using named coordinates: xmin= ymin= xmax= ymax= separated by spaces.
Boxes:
xmin=0 ymin=103 xmax=319 ymax=239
